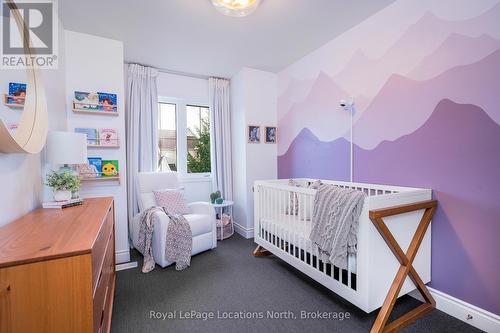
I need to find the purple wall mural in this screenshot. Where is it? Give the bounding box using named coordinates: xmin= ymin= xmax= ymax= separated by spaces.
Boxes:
xmin=277 ymin=0 xmax=500 ymax=315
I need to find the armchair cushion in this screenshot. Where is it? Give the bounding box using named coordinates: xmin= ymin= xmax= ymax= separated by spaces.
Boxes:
xmin=153 ymin=189 xmax=189 ymax=215
xmin=188 ymin=202 xmax=216 ymax=216
xmin=184 ymin=214 xmax=213 ymax=236
xmin=132 ymin=211 xmax=213 ymax=247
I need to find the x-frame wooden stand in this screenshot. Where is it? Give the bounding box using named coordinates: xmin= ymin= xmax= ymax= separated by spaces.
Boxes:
xmin=369 ymin=200 xmax=437 ymax=333
xmin=253 ymin=245 xmax=271 ymax=257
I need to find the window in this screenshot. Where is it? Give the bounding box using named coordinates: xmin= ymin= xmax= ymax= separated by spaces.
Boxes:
xmin=186 ymin=105 xmax=210 ymax=173
xmin=158 ymin=103 xmax=177 ymax=171
xmin=157 ymin=99 xmax=211 ymax=176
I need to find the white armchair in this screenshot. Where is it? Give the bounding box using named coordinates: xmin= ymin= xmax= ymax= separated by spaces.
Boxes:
xmin=131 ymin=172 xmax=217 ymax=268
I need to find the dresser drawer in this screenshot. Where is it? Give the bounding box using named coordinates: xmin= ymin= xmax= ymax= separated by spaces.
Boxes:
xmin=93 ymin=233 xmax=114 ymax=333
xmin=0 ymin=197 xmax=115 ymax=333
xmin=101 ymin=272 xmax=115 ymax=333
xmin=92 ymin=205 xmax=114 ymax=292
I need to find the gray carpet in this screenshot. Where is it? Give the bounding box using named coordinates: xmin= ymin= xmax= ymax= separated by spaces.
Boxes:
xmin=111 ymin=234 xmax=481 ymax=333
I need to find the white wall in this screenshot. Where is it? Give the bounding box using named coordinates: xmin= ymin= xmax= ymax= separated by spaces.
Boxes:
xmin=230 ymin=70 xmax=248 ymax=233
xmin=64 ymin=31 xmax=129 ymax=263
xmin=156 ymin=72 xmax=213 ymax=202
xmin=231 ymin=68 xmax=277 ymax=238
xmin=0 ymin=21 xmax=67 ymax=227
xmin=157 ymin=72 xmax=208 ymax=103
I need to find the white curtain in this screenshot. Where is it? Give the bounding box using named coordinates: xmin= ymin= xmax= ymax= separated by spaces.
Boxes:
xmin=126 ymin=64 xmax=159 ymax=223
xmin=209 ymin=78 xmax=233 ymax=200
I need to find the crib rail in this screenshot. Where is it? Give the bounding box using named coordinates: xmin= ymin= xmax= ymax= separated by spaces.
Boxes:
xmin=253 ymin=178 xmax=433 ymax=314
xmin=254 ymin=180 xmax=365 ymax=292
xmin=253 ymin=179 xmax=427 ymax=295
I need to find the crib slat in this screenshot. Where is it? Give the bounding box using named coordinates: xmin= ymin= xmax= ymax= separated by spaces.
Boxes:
xmin=262 ymin=187 xmax=269 ymax=242
xmin=347 ymin=255 xmax=352 ymax=288
xmin=255 ymin=186 xmax=264 ymax=238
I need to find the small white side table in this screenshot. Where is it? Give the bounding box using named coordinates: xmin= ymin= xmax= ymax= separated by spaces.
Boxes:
xmin=212 ymin=200 xmax=234 ymax=240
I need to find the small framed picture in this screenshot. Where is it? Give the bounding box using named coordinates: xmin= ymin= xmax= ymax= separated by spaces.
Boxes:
xmin=265 ymin=126 xmax=277 ymax=144
xmin=248 ymin=125 xmax=261 ymax=143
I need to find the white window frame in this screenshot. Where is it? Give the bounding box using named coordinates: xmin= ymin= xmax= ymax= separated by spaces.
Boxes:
xmin=158 ymin=96 xmax=211 ymax=180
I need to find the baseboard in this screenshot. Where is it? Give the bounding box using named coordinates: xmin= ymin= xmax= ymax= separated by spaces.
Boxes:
xmin=115 ymin=249 xmax=131 ymax=264
xmin=234 ymin=222 xmax=254 ymax=239
xmin=116 ymin=261 xmax=138 ymax=271
xmin=410 ymin=287 xmax=500 ymax=332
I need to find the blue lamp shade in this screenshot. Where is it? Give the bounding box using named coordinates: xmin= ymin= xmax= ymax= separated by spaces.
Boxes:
xmin=45 ymin=131 xmax=87 ymax=165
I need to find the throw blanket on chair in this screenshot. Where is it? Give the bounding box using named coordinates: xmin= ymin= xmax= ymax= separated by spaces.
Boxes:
xmin=137 ymin=207 xmax=192 ymax=273
xmin=309 ymin=184 xmax=365 ymax=270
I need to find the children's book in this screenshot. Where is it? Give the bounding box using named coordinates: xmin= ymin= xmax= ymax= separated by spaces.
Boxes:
xmin=99 ymin=128 xmax=118 ymax=146
xmin=101 ymin=160 xmax=119 ymax=177
xmin=7 ymin=82 xmax=26 ymax=105
xmin=87 ymin=157 xmax=103 ymax=175
xmin=75 ymin=128 xmax=99 ymax=145
xmin=76 ymin=164 xmax=99 ymax=178
xmin=43 ymin=198 xmax=83 ymax=209
xmin=74 ymin=91 xmax=100 ymax=110
xmin=97 ymin=92 xmax=117 ymax=112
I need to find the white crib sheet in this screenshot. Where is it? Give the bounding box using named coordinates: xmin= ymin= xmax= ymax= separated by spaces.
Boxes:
xmin=260 ymin=214 xmax=357 ymax=273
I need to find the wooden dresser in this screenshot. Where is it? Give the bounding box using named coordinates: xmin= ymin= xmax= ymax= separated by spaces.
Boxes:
xmin=0 ymin=197 xmax=116 ymax=333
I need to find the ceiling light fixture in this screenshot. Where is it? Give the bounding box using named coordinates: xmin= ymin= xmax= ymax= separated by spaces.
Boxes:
xmin=211 ymin=0 xmax=261 ymax=17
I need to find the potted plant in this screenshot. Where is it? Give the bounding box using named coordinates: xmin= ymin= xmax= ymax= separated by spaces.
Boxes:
xmin=210 ymin=190 xmax=221 ymax=204
xmin=46 ymin=171 xmax=81 ymax=201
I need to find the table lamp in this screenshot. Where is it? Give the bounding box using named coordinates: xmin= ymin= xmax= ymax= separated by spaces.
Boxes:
xmin=46 ymin=131 xmax=87 ymax=172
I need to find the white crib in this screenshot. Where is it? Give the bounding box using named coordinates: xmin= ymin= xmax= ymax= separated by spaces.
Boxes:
xmin=253 ymin=178 xmax=435 ymax=328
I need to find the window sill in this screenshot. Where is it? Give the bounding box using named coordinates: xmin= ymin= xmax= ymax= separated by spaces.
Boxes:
xmin=178 ymin=174 xmax=212 ymax=183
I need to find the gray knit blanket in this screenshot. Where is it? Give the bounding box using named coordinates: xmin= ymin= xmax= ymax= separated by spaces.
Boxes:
xmin=137 ymin=207 xmax=192 ymax=273
xmin=309 ymin=184 xmax=365 ymax=270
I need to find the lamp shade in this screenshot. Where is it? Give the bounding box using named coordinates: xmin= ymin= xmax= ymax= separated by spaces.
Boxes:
xmin=46 ymin=131 xmax=87 ymax=165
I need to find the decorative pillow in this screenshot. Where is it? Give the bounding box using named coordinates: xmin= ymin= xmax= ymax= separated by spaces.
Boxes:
xmin=153 ymin=189 xmax=189 ymax=215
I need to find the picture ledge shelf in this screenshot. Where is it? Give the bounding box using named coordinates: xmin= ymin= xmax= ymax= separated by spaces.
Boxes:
xmin=87 ymin=144 xmax=120 ymax=149
xmin=3 ymin=94 xmax=24 ymax=108
xmin=72 ymin=109 xmax=119 ymax=116
xmin=81 ymin=176 xmax=120 ymax=184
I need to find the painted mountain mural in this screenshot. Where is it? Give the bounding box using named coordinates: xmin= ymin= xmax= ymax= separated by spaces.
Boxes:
xmin=277 ymin=0 xmax=500 ymax=314
xmin=277 ymin=77 xmax=314 ymax=120
xmin=279 ymin=48 xmax=500 ymax=154
xmin=355 ymin=99 xmax=500 ymax=315
xmin=333 ymin=4 xmax=500 ymax=99
xmin=408 ymin=33 xmax=500 ymax=80
xmin=278 ymin=128 xmax=350 ymax=181
xmin=352 ymin=48 xmax=500 ymax=149
xmin=277 ymin=72 xmax=351 ymax=156
xmin=278 ymin=99 xmax=500 ymax=314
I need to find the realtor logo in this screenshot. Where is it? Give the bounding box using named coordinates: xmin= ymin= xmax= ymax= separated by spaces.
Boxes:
xmin=1 ymin=0 xmax=58 ymax=69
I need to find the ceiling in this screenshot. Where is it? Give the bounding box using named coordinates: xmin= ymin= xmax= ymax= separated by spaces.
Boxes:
xmin=59 ymin=0 xmax=395 ymax=78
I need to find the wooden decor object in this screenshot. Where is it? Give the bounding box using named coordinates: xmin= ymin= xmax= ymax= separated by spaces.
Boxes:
xmin=0 ymin=197 xmax=116 ymax=333
xmin=0 ymin=0 xmax=48 ymax=154
xmin=253 ymin=245 xmax=271 ymax=257
xmin=369 ymin=200 xmax=437 ymax=333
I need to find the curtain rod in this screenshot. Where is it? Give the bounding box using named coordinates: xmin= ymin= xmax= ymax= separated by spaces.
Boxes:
xmin=124 ymin=61 xmax=228 ymax=81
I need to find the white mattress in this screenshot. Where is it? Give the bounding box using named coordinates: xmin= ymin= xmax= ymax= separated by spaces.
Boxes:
xmin=260 ymin=214 xmax=357 ymax=273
